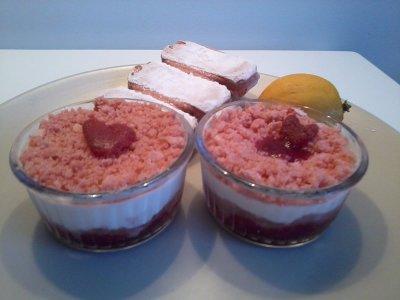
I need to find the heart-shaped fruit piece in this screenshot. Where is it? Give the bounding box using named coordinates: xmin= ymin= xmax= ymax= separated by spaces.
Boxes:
xmin=82 ymin=118 xmax=136 ymax=158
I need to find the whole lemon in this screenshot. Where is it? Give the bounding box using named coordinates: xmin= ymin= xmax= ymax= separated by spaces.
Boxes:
xmin=259 ymin=73 xmax=350 ymax=121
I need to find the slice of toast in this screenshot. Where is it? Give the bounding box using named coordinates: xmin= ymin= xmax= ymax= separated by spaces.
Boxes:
xmin=128 ymin=62 xmax=231 ymax=120
xmin=101 ymin=87 xmax=197 ymax=129
xmin=161 ymin=41 xmax=259 ymax=98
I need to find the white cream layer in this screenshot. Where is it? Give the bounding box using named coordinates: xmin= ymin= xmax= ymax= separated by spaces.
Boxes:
xmin=202 ymin=166 xmax=347 ymax=224
xmin=128 ymin=62 xmax=231 ymax=112
xmin=162 ymin=41 xmax=257 ymax=83
xmin=29 ymin=166 xmax=185 ymax=231
xmin=102 ymin=87 xmax=197 ymax=129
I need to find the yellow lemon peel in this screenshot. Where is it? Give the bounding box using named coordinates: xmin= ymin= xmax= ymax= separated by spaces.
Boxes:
xmin=259 ymin=73 xmax=350 ymax=121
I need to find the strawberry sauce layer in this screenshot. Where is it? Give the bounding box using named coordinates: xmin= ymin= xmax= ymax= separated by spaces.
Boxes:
xmin=204 ymin=104 xmax=356 ymax=190
xmin=21 ymin=99 xmax=186 ymax=193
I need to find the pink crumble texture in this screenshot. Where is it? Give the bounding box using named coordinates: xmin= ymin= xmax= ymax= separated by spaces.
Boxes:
xmin=204 ymin=103 xmax=356 ymax=190
xmin=20 ymin=99 xmax=186 ymax=193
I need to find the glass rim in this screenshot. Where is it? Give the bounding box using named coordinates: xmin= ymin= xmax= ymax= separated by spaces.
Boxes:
xmin=9 ymin=98 xmax=194 ymax=202
xmin=195 ymin=99 xmax=369 ymax=198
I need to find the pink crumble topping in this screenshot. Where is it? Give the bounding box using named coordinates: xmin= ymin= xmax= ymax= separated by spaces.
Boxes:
xmin=204 ymin=103 xmax=356 ymax=190
xmin=20 ymin=99 xmax=186 ymax=193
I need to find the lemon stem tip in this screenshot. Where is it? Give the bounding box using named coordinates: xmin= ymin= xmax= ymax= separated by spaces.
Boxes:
xmin=342 ymin=100 xmax=352 ymax=113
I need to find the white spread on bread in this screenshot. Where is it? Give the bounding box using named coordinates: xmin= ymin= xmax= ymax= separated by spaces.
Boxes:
xmin=162 ymin=41 xmax=257 ymax=83
xmin=128 ymin=62 xmax=231 ymax=113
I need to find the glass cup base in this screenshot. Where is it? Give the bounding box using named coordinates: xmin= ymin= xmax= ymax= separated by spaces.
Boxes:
xmin=208 ymin=209 xmax=322 ymax=248
xmin=44 ymin=212 xmax=178 ymax=253
xmin=40 ymin=190 xmax=182 ymax=252
xmin=204 ymin=182 xmax=337 ymax=248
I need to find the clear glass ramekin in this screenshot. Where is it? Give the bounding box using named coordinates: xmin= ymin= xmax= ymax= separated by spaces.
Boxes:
xmin=10 ymin=99 xmax=194 ymax=252
xmin=195 ymin=99 xmax=368 ymax=248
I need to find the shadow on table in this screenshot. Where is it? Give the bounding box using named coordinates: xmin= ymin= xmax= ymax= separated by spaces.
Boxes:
xmin=207 ymin=189 xmax=387 ymax=296
xmin=1 ymin=199 xmax=192 ymax=299
xmin=185 ymin=183 xmax=218 ymax=261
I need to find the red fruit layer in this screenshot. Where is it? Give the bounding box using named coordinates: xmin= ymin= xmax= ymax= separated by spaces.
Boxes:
xmin=41 ymin=187 xmax=183 ymax=251
xmin=255 ymin=114 xmax=319 ymax=162
xmin=204 ymin=183 xmax=342 ymax=246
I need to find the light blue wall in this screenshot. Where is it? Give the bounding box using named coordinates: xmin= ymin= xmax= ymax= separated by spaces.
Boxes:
xmin=1 ymin=0 xmax=399 ymax=83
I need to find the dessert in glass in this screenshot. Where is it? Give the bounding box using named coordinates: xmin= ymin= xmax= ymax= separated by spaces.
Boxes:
xmin=195 ymin=99 xmax=368 ymax=247
xmin=10 ymin=98 xmax=194 ymax=251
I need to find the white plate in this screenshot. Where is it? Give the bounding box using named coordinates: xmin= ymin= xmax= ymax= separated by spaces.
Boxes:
xmin=0 ymin=66 xmax=399 ymax=299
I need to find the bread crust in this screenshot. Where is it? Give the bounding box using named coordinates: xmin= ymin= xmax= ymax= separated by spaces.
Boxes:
xmin=127 ymin=81 xmax=205 ymax=120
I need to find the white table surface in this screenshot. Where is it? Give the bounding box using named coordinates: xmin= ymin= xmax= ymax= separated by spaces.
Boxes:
xmin=1 ymin=51 xmax=400 ymax=300
xmin=0 ymin=50 xmax=399 ymax=132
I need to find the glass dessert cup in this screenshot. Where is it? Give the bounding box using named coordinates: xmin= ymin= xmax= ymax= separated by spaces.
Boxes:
xmin=195 ymin=99 xmax=368 ymax=248
xmin=10 ymin=99 xmax=194 ymax=252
